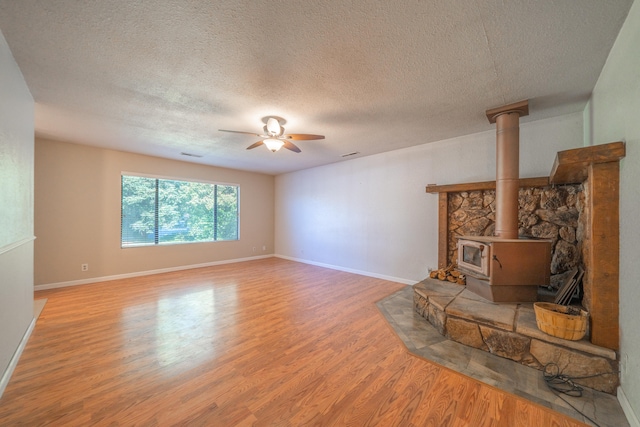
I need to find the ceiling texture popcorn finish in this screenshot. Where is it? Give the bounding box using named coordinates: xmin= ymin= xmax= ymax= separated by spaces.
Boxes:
xmin=0 ymin=0 xmax=633 ymax=175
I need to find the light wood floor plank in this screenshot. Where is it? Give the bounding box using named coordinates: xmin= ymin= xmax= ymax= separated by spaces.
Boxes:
xmin=0 ymin=258 xmax=587 ymax=426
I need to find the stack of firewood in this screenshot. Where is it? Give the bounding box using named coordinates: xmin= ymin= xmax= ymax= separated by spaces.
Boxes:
xmin=429 ymin=264 xmax=466 ymax=285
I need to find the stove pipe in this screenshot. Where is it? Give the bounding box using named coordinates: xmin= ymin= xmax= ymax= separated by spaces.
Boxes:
xmin=485 ymin=100 xmax=529 ymax=239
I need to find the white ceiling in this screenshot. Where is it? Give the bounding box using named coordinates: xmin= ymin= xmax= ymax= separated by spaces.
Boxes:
xmin=0 ymin=1 xmax=633 ymax=175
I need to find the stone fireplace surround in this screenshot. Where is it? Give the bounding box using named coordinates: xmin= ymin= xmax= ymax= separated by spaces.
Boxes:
xmin=425 ymin=141 xmax=624 ymax=351
xmin=418 ymin=142 xmax=625 ymax=394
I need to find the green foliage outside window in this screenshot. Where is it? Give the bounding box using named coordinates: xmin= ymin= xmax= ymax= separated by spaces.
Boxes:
xmin=121 ymin=175 xmax=239 ymax=247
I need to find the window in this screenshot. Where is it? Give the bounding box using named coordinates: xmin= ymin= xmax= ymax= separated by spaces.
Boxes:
xmin=121 ymin=174 xmax=239 ymax=247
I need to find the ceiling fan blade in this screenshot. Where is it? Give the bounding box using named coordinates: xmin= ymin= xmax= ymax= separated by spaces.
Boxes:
xmin=219 ymin=129 xmax=265 ymax=137
xmin=283 ymin=134 xmax=325 ymax=141
xmin=282 ymin=140 xmax=301 ymax=153
xmin=246 ymin=141 xmax=264 ymax=150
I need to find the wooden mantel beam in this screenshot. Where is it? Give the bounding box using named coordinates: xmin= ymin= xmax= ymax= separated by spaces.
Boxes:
xmin=550 ymin=141 xmax=625 ymax=184
xmin=425 ymin=177 xmax=549 ymax=194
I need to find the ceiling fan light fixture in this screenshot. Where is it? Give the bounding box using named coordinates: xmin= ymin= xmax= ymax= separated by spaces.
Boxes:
xmin=266 ymin=117 xmax=281 ymax=136
xmin=264 ymin=138 xmax=284 ymax=152
xmin=219 ymin=117 xmax=323 ymax=153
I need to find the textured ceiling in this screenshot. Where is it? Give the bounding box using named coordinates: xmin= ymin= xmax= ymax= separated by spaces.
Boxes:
xmin=0 ymin=0 xmax=633 ymax=175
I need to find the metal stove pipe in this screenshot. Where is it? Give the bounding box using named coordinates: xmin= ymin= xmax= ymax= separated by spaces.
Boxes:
xmin=486 ymin=100 xmax=529 ymax=239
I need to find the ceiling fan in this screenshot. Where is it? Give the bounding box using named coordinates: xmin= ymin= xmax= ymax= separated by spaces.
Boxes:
xmin=219 ymin=116 xmax=325 ymax=153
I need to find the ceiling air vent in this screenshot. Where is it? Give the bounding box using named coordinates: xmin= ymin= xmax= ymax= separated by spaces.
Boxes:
xmin=341 ymin=151 xmax=360 ymax=158
xmin=180 ymin=152 xmax=203 ymax=158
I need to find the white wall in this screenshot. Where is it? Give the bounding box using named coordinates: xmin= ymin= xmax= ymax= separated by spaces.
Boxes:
xmin=275 ymin=112 xmax=583 ymax=284
xmin=586 ymin=0 xmax=640 ymax=422
xmin=0 ymin=29 xmax=35 ymax=394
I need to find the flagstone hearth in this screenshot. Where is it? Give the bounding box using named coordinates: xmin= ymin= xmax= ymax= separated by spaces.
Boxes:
xmin=413 ymin=278 xmax=619 ymax=394
xmin=377 ymin=286 xmax=628 ymax=427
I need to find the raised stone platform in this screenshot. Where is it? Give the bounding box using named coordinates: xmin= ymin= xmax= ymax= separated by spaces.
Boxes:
xmin=413 ymin=278 xmax=619 ymax=394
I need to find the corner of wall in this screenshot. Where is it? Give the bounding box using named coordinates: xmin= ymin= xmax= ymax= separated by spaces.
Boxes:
xmin=583 ymin=99 xmax=593 ymax=147
xmin=0 ymin=27 xmax=36 ymax=398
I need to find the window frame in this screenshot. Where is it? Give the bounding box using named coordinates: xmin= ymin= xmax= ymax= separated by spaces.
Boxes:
xmin=120 ymin=172 xmax=240 ymax=248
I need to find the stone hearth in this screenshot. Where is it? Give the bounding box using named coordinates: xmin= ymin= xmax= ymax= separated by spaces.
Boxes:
xmin=413 ymin=278 xmax=619 ymax=394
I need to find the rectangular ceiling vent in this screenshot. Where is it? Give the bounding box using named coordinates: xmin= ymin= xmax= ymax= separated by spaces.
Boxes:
xmin=180 ymin=152 xmax=203 ymax=158
xmin=341 ymin=151 xmax=360 ymax=158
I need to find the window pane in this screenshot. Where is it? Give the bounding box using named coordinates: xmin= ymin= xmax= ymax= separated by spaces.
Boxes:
xmin=216 ymin=185 xmax=239 ymax=240
xmin=121 ymin=176 xmax=156 ymax=246
xmin=184 ymin=182 xmax=216 ymax=241
xmin=158 ymin=180 xmax=215 ymax=244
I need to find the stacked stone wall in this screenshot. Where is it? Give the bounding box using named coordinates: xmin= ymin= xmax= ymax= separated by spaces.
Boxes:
xmin=447 ymin=184 xmax=585 ymax=292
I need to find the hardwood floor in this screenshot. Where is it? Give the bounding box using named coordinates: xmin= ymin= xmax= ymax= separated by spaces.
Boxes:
xmin=1 ymin=258 xmax=587 ymax=426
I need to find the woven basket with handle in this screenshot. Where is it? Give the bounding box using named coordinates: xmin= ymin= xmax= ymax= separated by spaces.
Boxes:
xmin=533 ymin=302 xmax=588 ymax=341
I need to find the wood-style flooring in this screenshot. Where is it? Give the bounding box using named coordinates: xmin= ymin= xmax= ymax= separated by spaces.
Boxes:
xmin=0 ymin=258 xmax=587 ymax=426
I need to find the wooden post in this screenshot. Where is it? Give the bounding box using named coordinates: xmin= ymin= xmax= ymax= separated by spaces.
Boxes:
xmin=550 ymin=141 xmax=624 ymax=350
xmin=438 ymin=192 xmax=448 ymax=269
xmin=588 ymin=161 xmax=620 ymax=350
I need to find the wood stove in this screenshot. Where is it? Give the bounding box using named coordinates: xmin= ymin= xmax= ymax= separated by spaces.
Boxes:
xmin=457 ymin=236 xmax=551 ymax=302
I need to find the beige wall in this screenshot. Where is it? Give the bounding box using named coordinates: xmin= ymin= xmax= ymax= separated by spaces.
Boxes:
xmin=0 ymin=29 xmax=34 ymax=393
xmin=34 ymin=138 xmax=275 ymax=286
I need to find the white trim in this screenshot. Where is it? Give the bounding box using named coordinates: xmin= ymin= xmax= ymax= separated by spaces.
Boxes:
xmin=0 ymin=317 xmax=36 ymax=399
xmin=619 ymin=386 xmax=640 ymax=427
xmin=274 ymin=254 xmax=416 ymax=285
xmin=0 ymin=236 xmax=35 ymax=256
xmin=34 ymin=255 xmax=273 ymax=291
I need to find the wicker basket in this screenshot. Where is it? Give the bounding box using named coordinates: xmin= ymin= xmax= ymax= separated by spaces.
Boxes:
xmin=533 ymin=302 xmax=588 ymax=341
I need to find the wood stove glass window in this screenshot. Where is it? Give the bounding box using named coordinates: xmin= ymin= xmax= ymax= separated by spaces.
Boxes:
xmin=462 ymin=245 xmax=483 ymax=268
